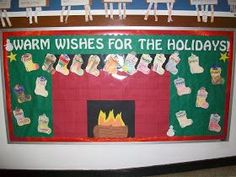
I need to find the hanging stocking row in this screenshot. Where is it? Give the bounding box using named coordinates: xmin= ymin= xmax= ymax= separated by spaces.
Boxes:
xmin=228 ymin=0 xmax=236 ymax=15
xmin=60 ymin=0 xmax=93 ymax=23
xmin=103 ymin=0 xmax=132 ymax=20
xmin=0 ymin=0 xmax=12 ymax=27
xmin=190 ymin=0 xmax=218 ymax=23
xmin=144 ymin=0 xmax=175 ymax=22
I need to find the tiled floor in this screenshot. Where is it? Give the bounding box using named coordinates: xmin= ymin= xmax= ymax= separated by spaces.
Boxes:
xmin=149 ymin=165 xmax=236 ymax=177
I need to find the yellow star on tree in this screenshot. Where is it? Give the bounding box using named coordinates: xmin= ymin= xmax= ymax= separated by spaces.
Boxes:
xmin=7 ymin=52 xmax=17 ymax=62
xmin=219 ymin=52 xmax=229 ymax=62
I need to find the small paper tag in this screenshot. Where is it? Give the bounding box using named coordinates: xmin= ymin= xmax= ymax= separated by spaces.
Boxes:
xmin=146 ymin=0 xmax=175 ymax=3
xmin=61 ymin=0 xmax=90 ymax=6
xmin=103 ymin=0 xmax=132 ymax=3
xmin=19 ymin=0 xmax=48 ymax=8
xmin=190 ymin=0 xmax=218 ymax=5
xmin=0 ymin=0 xmax=11 ymax=9
xmin=228 ymin=0 xmax=236 ymax=5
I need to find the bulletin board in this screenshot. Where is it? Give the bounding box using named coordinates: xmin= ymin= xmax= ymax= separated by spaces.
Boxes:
xmin=1 ymin=28 xmax=234 ymax=143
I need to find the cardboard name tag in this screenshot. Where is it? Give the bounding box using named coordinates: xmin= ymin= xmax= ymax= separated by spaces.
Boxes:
xmin=0 ymin=0 xmax=12 ymax=27
xmin=190 ymin=0 xmax=218 ymax=5
xmin=61 ymin=0 xmax=91 ymax=6
xmin=0 ymin=0 xmax=11 ymax=9
xmin=146 ymin=0 xmax=175 ymax=2
xmin=145 ymin=0 xmax=175 ymax=22
xmin=103 ymin=0 xmax=132 ymax=2
xmin=19 ymin=0 xmax=49 ymax=8
xmin=102 ymin=0 xmax=132 ymax=20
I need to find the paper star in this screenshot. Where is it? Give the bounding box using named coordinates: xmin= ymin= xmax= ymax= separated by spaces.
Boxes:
xmin=219 ymin=52 xmax=229 ymax=62
xmin=7 ymin=52 xmax=17 ymax=62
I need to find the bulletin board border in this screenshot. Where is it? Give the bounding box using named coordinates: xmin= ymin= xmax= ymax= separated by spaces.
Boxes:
xmin=0 ymin=26 xmax=235 ymax=144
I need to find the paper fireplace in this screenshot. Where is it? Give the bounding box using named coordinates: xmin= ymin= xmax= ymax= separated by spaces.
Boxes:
xmin=87 ymin=100 xmax=135 ymax=138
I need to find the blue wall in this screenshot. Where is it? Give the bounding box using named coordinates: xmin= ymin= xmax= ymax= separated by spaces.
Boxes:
xmin=8 ymin=0 xmax=230 ymax=12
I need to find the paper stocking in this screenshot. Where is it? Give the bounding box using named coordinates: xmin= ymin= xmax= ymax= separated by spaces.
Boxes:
xmin=34 ymin=76 xmax=48 ymax=97
xmin=196 ymin=87 xmax=209 ymax=109
xmin=13 ymin=108 xmax=31 ymax=126
xmin=210 ymin=66 xmax=225 ymax=85
xmin=42 ymin=53 xmax=57 ymax=74
xmin=21 ymin=53 xmax=39 ymax=72
xmin=174 ymin=77 xmax=191 ymax=96
xmin=38 ymin=114 xmax=52 ymax=134
xmin=104 ymin=54 xmax=120 ymax=75
xmin=137 ymin=54 xmax=153 ymax=74
xmin=165 ymin=52 xmax=180 ymax=75
xmin=86 ymin=55 xmax=100 ymax=77
xmin=152 ymin=54 xmax=166 ymax=75
xmin=188 ymin=53 xmax=204 ymax=74
xmin=56 ymin=54 xmax=70 ymax=75
xmin=14 ymin=84 xmax=31 ymax=103
xmin=176 ymin=110 xmax=193 ymax=128
xmin=123 ymin=52 xmax=138 ymax=75
xmin=70 ymin=55 xmax=84 ymax=76
xmin=208 ymin=114 xmax=221 ymax=132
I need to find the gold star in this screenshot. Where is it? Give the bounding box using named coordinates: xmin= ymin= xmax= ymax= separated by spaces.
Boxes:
xmin=219 ymin=52 xmax=229 ymax=62
xmin=7 ymin=52 xmax=17 ymax=62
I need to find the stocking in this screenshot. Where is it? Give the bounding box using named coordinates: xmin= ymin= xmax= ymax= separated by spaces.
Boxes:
xmin=13 ymin=108 xmax=31 ymax=126
xmin=123 ymin=52 xmax=138 ymax=75
xmin=14 ymin=84 xmax=31 ymax=103
xmin=86 ymin=55 xmax=100 ymax=77
xmin=176 ymin=110 xmax=193 ymax=128
xmin=137 ymin=54 xmax=153 ymax=74
xmin=34 ymin=76 xmax=48 ymax=97
xmin=188 ymin=53 xmax=204 ymax=74
xmin=208 ymin=114 xmax=221 ymax=132
xmin=70 ymin=54 xmax=84 ymax=76
xmin=21 ymin=53 xmax=39 ymax=72
xmin=166 ymin=52 xmax=180 ymax=75
xmin=56 ymin=54 xmax=70 ymax=75
xmin=196 ymin=87 xmax=209 ymax=109
xmin=174 ymin=77 xmax=191 ymax=96
xmin=42 ymin=53 xmax=57 ymax=74
xmin=104 ymin=54 xmax=119 ymax=75
xmin=152 ymin=53 xmax=166 ymax=75
xmin=38 ymin=114 xmax=52 ymax=134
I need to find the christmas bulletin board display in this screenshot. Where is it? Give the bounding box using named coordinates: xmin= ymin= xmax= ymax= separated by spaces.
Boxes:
xmin=1 ymin=29 xmax=234 ymax=143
